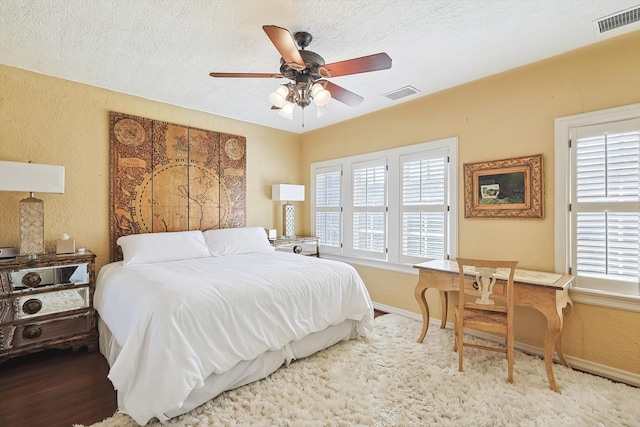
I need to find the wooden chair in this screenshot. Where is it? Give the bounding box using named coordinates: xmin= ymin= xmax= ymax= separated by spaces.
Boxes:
xmin=454 ymin=258 xmax=518 ymax=383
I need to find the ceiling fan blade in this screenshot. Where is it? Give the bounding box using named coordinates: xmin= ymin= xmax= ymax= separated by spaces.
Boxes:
xmin=262 ymin=25 xmax=305 ymax=69
xmin=321 ymin=80 xmax=364 ymax=107
xmin=209 ymin=72 xmax=284 ymax=79
xmin=322 ymin=53 xmax=392 ymax=78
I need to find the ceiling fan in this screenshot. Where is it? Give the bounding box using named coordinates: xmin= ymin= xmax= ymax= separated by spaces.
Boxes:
xmin=209 ymin=25 xmax=392 ymax=121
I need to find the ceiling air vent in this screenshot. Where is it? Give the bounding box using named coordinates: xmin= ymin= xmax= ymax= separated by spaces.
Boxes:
xmin=593 ymin=5 xmax=640 ymax=34
xmin=383 ymin=86 xmax=420 ymax=101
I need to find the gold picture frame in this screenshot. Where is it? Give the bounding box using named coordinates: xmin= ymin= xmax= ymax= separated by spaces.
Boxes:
xmin=463 ymin=154 xmax=543 ymax=218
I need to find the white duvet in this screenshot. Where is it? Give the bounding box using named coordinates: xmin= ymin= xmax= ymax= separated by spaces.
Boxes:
xmin=94 ymin=252 xmax=373 ymax=424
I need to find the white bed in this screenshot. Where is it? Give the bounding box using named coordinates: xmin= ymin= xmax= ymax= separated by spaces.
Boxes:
xmin=94 ymin=228 xmax=373 ymax=425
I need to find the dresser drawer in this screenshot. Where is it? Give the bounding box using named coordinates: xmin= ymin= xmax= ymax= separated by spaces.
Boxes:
xmin=13 ymin=287 xmax=90 ymax=320
xmin=7 ymin=262 xmax=90 ymax=293
xmin=275 ymin=241 xmax=318 ymax=256
xmin=9 ymin=313 xmax=91 ymax=348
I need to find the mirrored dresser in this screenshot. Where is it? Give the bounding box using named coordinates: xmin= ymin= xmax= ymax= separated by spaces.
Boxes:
xmin=0 ymin=251 xmax=97 ymax=364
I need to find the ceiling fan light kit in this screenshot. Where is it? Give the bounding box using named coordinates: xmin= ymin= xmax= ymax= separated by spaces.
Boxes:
xmin=210 ymin=25 xmax=392 ymax=125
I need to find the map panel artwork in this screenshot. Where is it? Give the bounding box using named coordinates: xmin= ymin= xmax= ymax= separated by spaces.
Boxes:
xmin=109 ymin=112 xmax=246 ymax=262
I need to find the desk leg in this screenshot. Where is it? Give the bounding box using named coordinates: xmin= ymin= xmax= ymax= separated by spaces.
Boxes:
xmin=554 ymin=290 xmax=573 ymax=368
xmin=414 ymin=285 xmax=430 ymax=343
xmin=542 ymin=289 xmax=572 ymax=393
xmin=439 ymin=290 xmax=448 ymax=329
xmin=543 ymin=313 xmax=562 ymax=393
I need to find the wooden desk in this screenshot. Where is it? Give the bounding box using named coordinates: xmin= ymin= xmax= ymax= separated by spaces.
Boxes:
xmin=414 ymin=259 xmax=574 ymax=392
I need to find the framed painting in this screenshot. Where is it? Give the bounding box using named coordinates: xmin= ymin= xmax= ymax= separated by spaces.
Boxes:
xmin=463 ymin=154 xmax=543 ymax=218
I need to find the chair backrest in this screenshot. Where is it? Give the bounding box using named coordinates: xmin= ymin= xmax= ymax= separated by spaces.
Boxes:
xmin=455 ymin=258 xmax=518 ymax=314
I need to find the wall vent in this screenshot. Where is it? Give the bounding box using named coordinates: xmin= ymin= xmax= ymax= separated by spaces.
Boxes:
xmin=593 ymin=5 xmax=640 ymax=34
xmin=383 ymin=85 xmax=420 ymax=101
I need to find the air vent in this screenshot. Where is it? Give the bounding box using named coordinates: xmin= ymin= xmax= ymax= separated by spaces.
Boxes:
xmin=383 ymin=86 xmax=420 ymax=101
xmin=593 ymin=5 xmax=640 ymax=34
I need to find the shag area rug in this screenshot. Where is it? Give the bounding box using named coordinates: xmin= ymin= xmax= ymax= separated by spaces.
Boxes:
xmin=81 ymin=314 xmax=640 ymax=426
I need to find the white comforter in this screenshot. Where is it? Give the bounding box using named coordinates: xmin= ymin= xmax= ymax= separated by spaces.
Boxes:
xmin=94 ymin=252 xmax=373 ymax=424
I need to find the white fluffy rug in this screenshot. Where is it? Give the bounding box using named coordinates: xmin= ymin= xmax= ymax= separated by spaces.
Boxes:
xmin=83 ymin=314 xmax=640 ymax=426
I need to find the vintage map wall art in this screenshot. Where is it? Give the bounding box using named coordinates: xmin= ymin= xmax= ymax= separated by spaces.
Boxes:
xmin=463 ymin=154 xmax=543 ymax=219
xmin=109 ymin=111 xmax=246 ymax=261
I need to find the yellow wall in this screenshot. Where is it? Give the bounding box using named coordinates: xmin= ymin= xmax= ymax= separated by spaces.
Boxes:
xmin=300 ymin=30 xmax=640 ymax=375
xmin=0 ymin=64 xmax=302 ymax=270
xmin=1 ymin=30 xmax=638 ymax=376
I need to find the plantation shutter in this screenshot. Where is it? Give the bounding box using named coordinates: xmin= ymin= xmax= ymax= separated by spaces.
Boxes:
xmin=399 ymin=149 xmax=448 ymax=263
xmin=572 ymin=119 xmax=640 ymax=295
xmin=314 ymin=165 xmax=342 ymax=250
xmin=352 ymin=159 xmax=387 ymax=259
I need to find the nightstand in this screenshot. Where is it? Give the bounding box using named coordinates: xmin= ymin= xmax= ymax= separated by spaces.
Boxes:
xmin=0 ymin=251 xmax=98 ymax=364
xmin=270 ymin=236 xmax=319 ymax=257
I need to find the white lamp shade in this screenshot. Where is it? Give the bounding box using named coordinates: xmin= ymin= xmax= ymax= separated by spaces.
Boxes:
xmin=269 ymin=85 xmax=289 ymax=108
xmin=311 ymin=82 xmax=324 ymax=96
xmin=272 ymin=184 xmax=305 ymax=202
xmin=312 ymin=83 xmax=331 ymax=107
xmin=278 ymin=102 xmax=295 ymax=120
xmin=0 ymin=160 xmax=65 ymax=194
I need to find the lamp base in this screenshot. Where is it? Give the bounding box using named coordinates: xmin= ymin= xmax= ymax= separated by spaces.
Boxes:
xmin=283 ymin=202 xmax=295 ymax=237
xmin=20 ymin=196 xmax=45 ymax=255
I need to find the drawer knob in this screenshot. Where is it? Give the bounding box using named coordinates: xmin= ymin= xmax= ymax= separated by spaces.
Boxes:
xmin=22 ymin=272 xmax=42 ymax=288
xmin=22 ymin=298 xmax=43 ymax=315
xmin=22 ymin=324 xmax=43 ymax=340
xmin=293 ymin=245 xmax=302 ymax=254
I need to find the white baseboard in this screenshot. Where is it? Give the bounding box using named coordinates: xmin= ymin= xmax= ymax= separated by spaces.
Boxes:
xmin=372 ymin=302 xmax=640 ymax=388
xmin=374 ymin=302 xmax=423 ymax=322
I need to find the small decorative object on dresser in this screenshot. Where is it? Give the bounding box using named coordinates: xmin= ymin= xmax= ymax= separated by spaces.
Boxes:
xmin=270 ymin=235 xmax=319 ymax=257
xmin=0 ymin=251 xmax=97 ymax=364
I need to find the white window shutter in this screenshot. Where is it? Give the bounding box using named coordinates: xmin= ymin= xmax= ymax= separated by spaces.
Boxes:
xmin=400 ymin=151 xmax=448 ymax=263
xmin=314 ymin=166 xmax=342 ymax=249
xmin=352 ymin=159 xmax=387 ymax=258
xmin=573 ymin=120 xmax=640 ymax=294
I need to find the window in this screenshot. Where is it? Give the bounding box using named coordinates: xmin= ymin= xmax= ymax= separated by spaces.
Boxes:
xmin=555 ymin=104 xmax=640 ymax=307
xmin=400 ymin=150 xmax=448 ymax=264
xmin=314 ymin=165 xmax=342 ymax=248
xmin=352 ymin=159 xmax=387 ymax=259
xmin=311 ymin=137 xmax=457 ymax=269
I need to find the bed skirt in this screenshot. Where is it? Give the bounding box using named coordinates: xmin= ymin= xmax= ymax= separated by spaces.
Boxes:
xmin=98 ymin=317 xmax=359 ymax=421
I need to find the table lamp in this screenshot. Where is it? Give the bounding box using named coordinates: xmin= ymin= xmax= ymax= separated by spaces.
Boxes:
xmin=272 ymin=184 xmax=304 ymax=237
xmin=0 ymin=160 xmax=65 ymax=256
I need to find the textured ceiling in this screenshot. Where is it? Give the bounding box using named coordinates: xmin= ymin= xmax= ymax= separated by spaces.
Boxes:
xmin=1 ymin=0 xmax=639 ymax=134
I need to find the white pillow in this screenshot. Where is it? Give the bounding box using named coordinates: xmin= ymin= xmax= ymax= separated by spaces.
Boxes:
xmin=203 ymin=227 xmax=274 ymax=256
xmin=117 ymin=230 xmax=211 ymax=265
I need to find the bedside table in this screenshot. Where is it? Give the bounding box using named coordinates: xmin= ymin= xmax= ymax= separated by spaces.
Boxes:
xmin=0 ymin=251 xmax=98 ymax=364
xmin=270 ymin=236 xmax=319 ymax=257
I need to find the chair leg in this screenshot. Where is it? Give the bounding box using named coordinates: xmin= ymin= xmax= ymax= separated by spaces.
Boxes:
xmin=506 ymin=330 xmax=514 ymax=383
xmin=457 ymin=324 xmax=464 ymax=372
xmin=453 ymin=320 xmax=458 ymax=352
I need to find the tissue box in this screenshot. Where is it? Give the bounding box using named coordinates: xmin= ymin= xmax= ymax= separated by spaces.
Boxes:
xmin=56 ymin=239 xmax=76 ymax=254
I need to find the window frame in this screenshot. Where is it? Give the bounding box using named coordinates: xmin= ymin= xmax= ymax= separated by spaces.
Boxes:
xmin=554 ymin=103 xmax=640 ymax=312
xmin=311 ymin=137 xmax=458 ymax=273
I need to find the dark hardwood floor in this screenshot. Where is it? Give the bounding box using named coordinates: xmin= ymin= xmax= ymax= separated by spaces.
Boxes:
xmin=0 ymin=310 xmax=387 ymax=427
xmin=0 ymin=348 xmax=117 ymax=427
